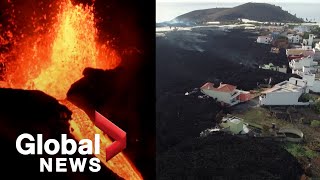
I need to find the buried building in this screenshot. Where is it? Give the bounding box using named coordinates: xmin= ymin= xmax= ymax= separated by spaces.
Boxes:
xmin=220 ymin=115 xmax=249 ymax=134
xmin=200 ymin=82 xmax=251 ymax=106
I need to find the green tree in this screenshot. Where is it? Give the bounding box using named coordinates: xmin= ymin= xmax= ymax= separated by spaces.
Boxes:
xmin=303 ymin=32 xmax=310 ymax=39
xmin=311 ymin=120 xmax=320 ymax=127
xmin=314 ymin=101 xmax=320 ymax=114
xmin=311 ymin=27 xmax=320 ymax=37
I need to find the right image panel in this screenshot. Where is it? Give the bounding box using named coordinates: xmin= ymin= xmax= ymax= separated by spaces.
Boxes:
xmin=156 ymin=0 xmax=320 ymax=179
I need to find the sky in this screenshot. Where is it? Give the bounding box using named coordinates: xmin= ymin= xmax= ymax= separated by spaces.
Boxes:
xmin=157 ymin=0 xmax=319 ymax=3
xmin=156 ymin=0 xmax=320 ymax=22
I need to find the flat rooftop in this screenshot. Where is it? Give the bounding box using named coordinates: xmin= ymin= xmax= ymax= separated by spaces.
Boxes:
xmin=262 ymin=81 xmax=303 ymax=94
xmin=222 ymin=115 xmax=244 ymax=124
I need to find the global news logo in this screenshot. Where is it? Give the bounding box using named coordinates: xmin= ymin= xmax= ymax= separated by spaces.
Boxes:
xmin=15 ymin=111 xmax=126 ymax=172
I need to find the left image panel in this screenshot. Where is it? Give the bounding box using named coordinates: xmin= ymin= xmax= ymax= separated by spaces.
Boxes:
xmin=0 ymin=0 xmax=155 ymax=179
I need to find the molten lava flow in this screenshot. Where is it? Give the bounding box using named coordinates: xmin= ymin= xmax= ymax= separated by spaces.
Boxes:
xmin=63 ymin=100 xmax=142 ymax=179
xmin=26 ymin=0 xmax=119 ymax=99
xmin=0 ymin=0 xmax=142 ymax=179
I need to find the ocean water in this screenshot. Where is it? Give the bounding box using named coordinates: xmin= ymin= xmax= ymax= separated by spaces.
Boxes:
xmin=156 ymin=2 xmax=320 ymax=23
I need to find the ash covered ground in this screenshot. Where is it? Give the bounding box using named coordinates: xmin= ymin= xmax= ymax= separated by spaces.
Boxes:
xmin=156 ymin=28 xmax=303 ymax=179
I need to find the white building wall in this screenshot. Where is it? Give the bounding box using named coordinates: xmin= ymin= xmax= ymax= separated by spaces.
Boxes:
xmin=257 ymin=36 xmax=271 ymax=44
xmin=302 ymin=45 xmax=313 ymax=50
xmin=308 ymin=34 xmax=315 ymax=46
xmin=288 ymin=35 xmax=301 ymax=44
xmin=302 ymin=73 xmax=316 ymax=86
xmin=289 ymin=77 xmax=308 ymax=87
xmin=303 ymin=66 xmax=311 ymax=73
xmin=201 ymin=89 xmax=232 ymax=104
xmin=303 ymin=39 xmax=307 ymax=45
xmin=289 ymin=57 xmax=313 ymax=70
xmin=260 ymin=78 xmax=309 ymax=106
xmin=316 ymin=43 xmax=320 ymax=51
xmin=302 ymin=34 xmax=315 ymax=47
xmin=278 ymin=67 xmax=287 ymax=73
xmin=309 ymin=81 xmax=320 ymax=93
xmin=259 ymin=91 xmax=308 ymax=106
xmin=294 ymin=36 xmax=301 ymax=44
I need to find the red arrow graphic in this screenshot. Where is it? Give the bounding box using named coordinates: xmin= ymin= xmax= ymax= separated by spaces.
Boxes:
xmin=94 ymin=111 xmax=126 ymax=161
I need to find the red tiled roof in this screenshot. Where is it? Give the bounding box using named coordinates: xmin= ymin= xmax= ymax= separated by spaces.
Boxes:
xmin=288 ymin=54 xmax=304 ymax=60
xmin=201 ymin=82 xmax=237 ymax=93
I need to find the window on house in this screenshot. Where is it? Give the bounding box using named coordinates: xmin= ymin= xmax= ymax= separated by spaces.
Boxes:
xmin=231 ymin=91 xmax=237 ymax=96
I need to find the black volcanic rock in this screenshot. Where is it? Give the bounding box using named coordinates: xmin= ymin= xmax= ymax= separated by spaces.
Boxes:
xmin=175 ymin=3 xmax=304 ymax=23
xmin=156 ymin=29 xmax=303 ymax=179
xmin=156 ymin=29 xmax=296 ymax=93
xmin=157 ymin=133 xmax=303 ymax=179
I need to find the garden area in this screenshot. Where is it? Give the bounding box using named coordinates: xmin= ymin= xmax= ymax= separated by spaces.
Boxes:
xmin=233 ymin=106 xmax=320 ymax=178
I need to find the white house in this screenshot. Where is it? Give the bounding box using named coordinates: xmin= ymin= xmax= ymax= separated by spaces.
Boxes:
xmin=286 ymin=34 xmax=315 ymax=57
xmin=287 ymin=54 xmax=320 ymax=92
xmin=259 ymin=78 xmax=309 ymax=106
xmin=306 ymin=77 xmax=320 ymax=93
xmin=289 ymin=56 xmax=317 ymax=72
xmin=315 ymin=42 xmax=320 ymax=60
xmin=302 ymin=34 xmax=315 ymax=47
xmin=274 ymin=55 xmax=320 ymax=95
xmin=294 ymin=66 xmax=320 ymax=93
xmin=287 ymin=34 xmax=301 ymax=44
xmin=302 ymin=74 xmax=320 ymax=93
xmin=287 ymin=52 xmax=320 ymax=93
xmin=200 ymin=82 xmax=251 ymax=106
xmin=220 ymin=115 xmax=249 ymax=134
xmin=257 ymin=36 xmax=272 ymax=44
xmin=316 ymin=42 xmax=320 ymax=51
xmin=301 ymin=45 xmax=313 ymax=50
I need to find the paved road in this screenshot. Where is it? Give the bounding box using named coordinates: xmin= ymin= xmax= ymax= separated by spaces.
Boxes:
xmin=230 ymin=97 xmax=259 ymax=113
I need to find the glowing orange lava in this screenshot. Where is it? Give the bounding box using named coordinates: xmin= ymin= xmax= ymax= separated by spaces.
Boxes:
xmin=0 ymin=0 xmax=142 ymax=179
xmin=28 ymin=0 xmax=119 ymax=99
xmin=64 ymin=100 xmax=142 ymax=180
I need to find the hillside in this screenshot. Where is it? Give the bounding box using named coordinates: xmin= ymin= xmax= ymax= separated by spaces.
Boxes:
xmin=156 ymin=28 xmax=306 ymax=178
xmin=175 ymin=3 xmax=304 ymax=23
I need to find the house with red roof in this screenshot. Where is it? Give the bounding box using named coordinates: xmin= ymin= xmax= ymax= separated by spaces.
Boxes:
xmin=200 ymin=82 xmax=251 ymax=106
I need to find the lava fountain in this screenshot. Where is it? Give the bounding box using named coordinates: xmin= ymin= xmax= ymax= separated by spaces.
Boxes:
xmin=0 ymin=0 xmax=142 ymax=179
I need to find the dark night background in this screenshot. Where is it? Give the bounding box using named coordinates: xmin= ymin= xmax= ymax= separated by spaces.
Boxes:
xmin=0 ymin=0 xmax=155 ymax=179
